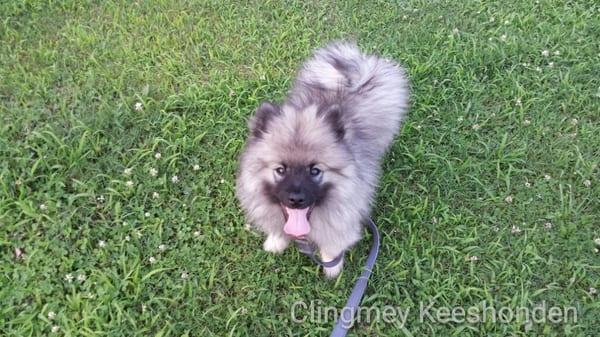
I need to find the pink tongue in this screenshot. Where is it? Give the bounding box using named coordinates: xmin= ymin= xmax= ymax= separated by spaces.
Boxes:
xmin=283 ymin=207 xmax=311 ymax=237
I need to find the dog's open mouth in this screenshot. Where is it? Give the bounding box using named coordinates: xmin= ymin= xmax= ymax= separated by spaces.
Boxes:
xmin=282 ymin=206 xmax=313 ymax=238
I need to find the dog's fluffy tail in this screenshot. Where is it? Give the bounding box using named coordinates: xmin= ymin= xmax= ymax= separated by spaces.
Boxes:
xmin=295 ymin=41 xmax=410 ymax=157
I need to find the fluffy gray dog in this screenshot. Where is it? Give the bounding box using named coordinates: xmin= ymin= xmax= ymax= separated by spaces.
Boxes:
xmin=236 ymin=41 xmax=409 ymax=278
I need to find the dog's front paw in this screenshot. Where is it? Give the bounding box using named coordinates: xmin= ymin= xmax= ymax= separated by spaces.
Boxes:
xmin=263 ymin=234 xmax=290 ymax=254
xmin=321 ymin=252 xmax=344 ymax=279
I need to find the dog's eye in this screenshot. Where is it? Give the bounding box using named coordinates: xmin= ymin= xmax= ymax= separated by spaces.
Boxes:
xmin=275 ymin=166 xmax=286 ymax=175
xmin=309 ymin=166 xmax=321 ymax=177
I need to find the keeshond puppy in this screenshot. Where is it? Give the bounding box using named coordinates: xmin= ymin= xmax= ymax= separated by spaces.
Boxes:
xmin=236 ymin=41 xmax=409 ymax=278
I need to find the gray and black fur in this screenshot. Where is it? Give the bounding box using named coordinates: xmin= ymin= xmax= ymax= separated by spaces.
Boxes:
xmin=236 ymin=41 xmax=409 ymax=278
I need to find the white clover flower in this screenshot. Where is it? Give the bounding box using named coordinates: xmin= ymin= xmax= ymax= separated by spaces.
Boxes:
xmin=123 ymin=168 xmax=132 ymax=176
xmin=181 ymin=271 xmax=189 ymax=279
xmin=515 ymin=98 xmax=522 ymax=106
xmin=504 ymin=19 xmax=510 ymax=25
xmin=505 ymin=195 xmax=513 ymax=203
xmin=469 ymin=255 xmax=479 ymax=262
xmin=149 ymin=167 xmax=158 ymax=177
xmin=402 ymin=15 xmax=408 ymax=20
xmin=544 ymin=222 xmax=553 ymax=229
xmin=40 ymin=204 xmax=47 ymax=211
xmin=523 ymin=119 xmax=531 ymax=126
xmin=125 ymin=235 xmax=130 ymax=242
xmin=535 ymin=66 xmax=542 ymax=72
xmin=511 ymin=225 xmax=522 ymax=234
xmin=152 ymin=192 xmax=159 ymax=199
xmin=193 ymin=230 xmax=201 ymax=237
xmin=548 ymin=62 xmax=554 ymax=68
xmin=158 ymin=244 xmax=166 ymax=252
xmin=126 ymin=180 xmax=134 ymax=188
xmin=500 ymin=34 xmax=507 ymax=41
xmin=594 ymin=238 xmax=600 ymax=246
xmin=590 ymin=287 xmax=598 ymax=295
xmin=490 ymin=17 xmax=495 ymax=22
xmin=583 ymin=180 xmax=591 ymax=187
xmin=452 ymin=27 xmax=459 ymax=34
xmin=193 ymin=164 xmax=200 ymax=171
xmin=457 ymin=116 xmax=464 ymax=122
xmin=77 ymin=274 xmax=86 ymax=282
xmin=64 ymin=274 xmax=74 ymax=282
xmin=15 ymin=179 xmax=22 ymax=186
xmin=51 ymin=325 xmax=60 ymax=333
xmin=144 ymin=212 xmax=151 ymax=217
xmin=96 ymin=195 xmax=105 ymax=203
xmin=554 ymin=50 xmax=560 ymax=56
xmin=48 ymin=311 xmax=56 ymax=320
xmin=525 ymin=181 xmax=531 ymax=188
xmin=472 ymin=124 xmax=481 ymax=131
xmin=98 ymin=240 xmax=106 ymax=248
xmin=134 ymin=102 xmax=143 ymax=111
xmin=149 ymin=256 xmax=156 ymax=264
xmin=570 ymin=118 xmax=578 ymax=125
xmin=542 ymin=50 xmax=550 ymax=57
xmin=171 ymin=175 xmax=179 ymax=184
xmin=544 ymin=174 xmax=551 ymax=180
xmin=136 ymin=230 xmax=143 ymax=238
xmin=154 ymin=152 xmax=162 ymax=160
xmin=219 ymin=179 xmax=225 ymax=184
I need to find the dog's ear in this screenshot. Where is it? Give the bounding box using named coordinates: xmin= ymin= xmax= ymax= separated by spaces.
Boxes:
xmin=248 ymin=101 xmax=280 ymax=138
xmin=319 ymin=104 xmax=345 ymax=141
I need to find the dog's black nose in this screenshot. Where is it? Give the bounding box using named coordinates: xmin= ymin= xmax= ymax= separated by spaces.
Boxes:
xmin=288 ymin=191 xmax=308 ymax=208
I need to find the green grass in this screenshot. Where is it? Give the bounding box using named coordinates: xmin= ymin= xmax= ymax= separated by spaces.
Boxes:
xmin=1 ymin=0 xmax=599 ymax=336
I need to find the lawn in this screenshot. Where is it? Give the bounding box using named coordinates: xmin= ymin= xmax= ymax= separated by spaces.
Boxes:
xmin=1 ymin=0 xmax=599 ymax=336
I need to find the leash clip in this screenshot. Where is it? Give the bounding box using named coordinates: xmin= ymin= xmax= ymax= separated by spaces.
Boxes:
xmin=294 ymin=238 xmax=345 ymax=268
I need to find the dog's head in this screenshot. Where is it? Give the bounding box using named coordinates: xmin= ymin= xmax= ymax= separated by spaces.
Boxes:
xmin=242 ymin=101 xmax=356 ymax=237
